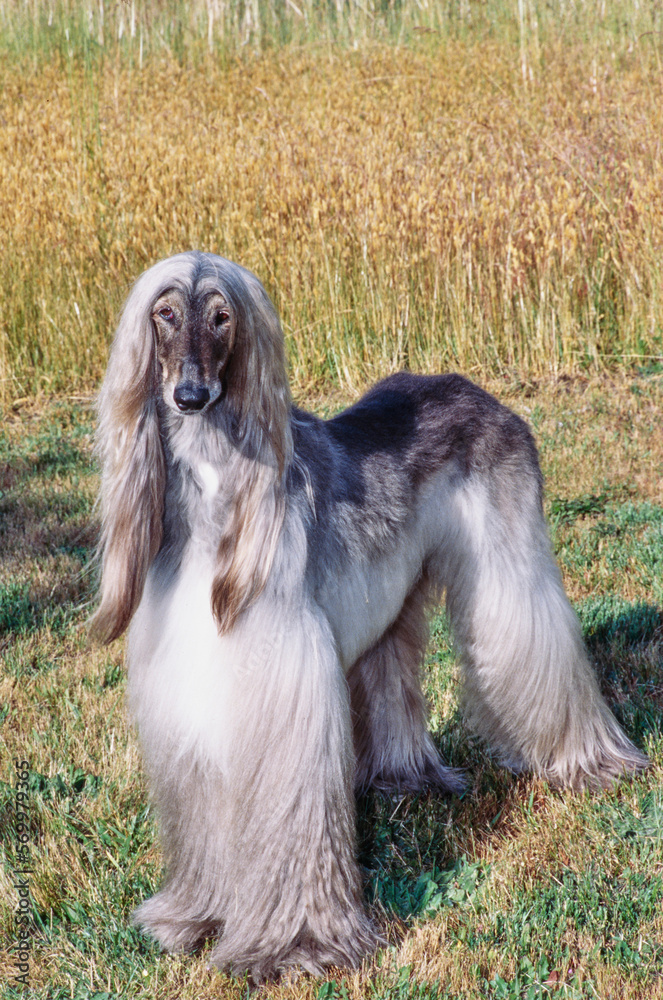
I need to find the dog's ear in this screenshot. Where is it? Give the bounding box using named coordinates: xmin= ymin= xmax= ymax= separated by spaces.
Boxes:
xmin=90 ymin=274 xmax=166 ymax=644
xmin=211 ymin=266 xmax=293 ymax=633
xmin=221 ymin=271 xmax=292 ymax=477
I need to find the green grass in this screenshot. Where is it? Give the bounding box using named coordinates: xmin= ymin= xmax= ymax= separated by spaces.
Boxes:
xmin=1 ymin=375 xmax=662 ymax=999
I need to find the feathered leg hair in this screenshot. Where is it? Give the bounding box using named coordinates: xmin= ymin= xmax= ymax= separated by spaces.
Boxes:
xmin=436 ymin=447 xmax=648 ymax=789
xmin=132 ymin=593 xmax=378 ymax=979
xmin=348 ymin=576 xmax=465 ymax=795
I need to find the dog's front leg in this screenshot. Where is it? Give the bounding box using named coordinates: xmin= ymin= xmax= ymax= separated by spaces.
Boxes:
xmin=207 ymin=598 xmax=379 ymax=981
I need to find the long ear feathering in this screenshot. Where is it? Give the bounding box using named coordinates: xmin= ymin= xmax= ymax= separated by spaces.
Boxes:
xmin=212 ymin=261 xmax=293 ymax=475
xmin=202 ymin=258 xmax=294 ymax=633
xmin=90 ymin=255 xmax=200 ymax=643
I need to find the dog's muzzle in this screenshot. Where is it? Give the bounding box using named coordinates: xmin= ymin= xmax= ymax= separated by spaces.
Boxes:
xmin=173 ymin=383 xmax=210 ymax=412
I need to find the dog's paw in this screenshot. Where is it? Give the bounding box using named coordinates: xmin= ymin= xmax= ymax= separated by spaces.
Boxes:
xmin=545 ymin=742 xmax=650 ymax=791
xmin=209 ymin=916 xmax=382 ymax=982
xmin=133 ymin=892 xmax=221 ymax=952
xmin=358 ymin=759 xmax=466 ymax=797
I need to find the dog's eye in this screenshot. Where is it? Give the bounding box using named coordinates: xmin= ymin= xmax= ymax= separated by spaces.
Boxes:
xmin=158 ymin=306 xmax=175 ymax=321
xmin=215 ymin=311 xmax=230 ymax=327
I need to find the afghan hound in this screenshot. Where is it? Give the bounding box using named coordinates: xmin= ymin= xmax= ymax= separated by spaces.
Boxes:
xmin=91 ymin=251 xmax=648 ymax=980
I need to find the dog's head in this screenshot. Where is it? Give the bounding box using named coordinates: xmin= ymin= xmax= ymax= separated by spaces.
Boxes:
xmin=109 ymin=252 xmax=291 ymax=442
xmin=151 ymin=283 xmax=233 ymax=415
xmin=92 ymin=253 xmax=292 ymax=643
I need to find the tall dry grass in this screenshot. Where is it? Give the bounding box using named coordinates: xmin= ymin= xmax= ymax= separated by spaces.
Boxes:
xmin=1 ymin=1 xmax=662 ymax=404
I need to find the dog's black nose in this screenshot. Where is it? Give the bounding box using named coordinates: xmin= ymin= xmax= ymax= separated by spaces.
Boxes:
xmin=173 ymin=384 xmax=210 ymax=412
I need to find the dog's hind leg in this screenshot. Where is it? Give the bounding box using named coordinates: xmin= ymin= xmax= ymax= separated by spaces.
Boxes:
xmin=438 ymin=449 xmax=649 ymax=790
xmin=348 ymin=578 xmax=465 ymax=795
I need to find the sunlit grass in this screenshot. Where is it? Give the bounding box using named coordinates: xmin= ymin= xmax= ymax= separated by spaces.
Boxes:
xmin=1 ymin=376 xmax=662 ymax=999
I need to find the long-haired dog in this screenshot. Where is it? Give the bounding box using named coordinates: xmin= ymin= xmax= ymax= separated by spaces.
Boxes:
xmin=92 ymin=251 xmax=647 ymax=980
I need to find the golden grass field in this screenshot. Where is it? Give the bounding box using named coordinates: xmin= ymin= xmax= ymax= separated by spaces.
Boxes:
xmin=1 ymin=2 xmax=662 ymax=405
